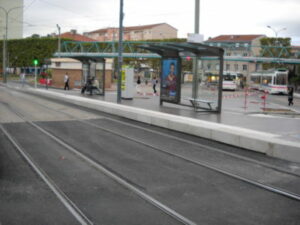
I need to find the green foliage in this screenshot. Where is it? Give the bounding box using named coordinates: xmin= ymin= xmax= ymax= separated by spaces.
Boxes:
xmin=260 ymin=37 xmax=292 ymax=70
xmin=0 ymin=37 xmax=68 ymax=68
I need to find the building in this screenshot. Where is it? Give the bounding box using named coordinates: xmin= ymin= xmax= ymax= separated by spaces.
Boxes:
xmin=205 ymin=34 xmax=266 ymax=83
xmin=0 ymin=0 xmax=24 ymax=39
xmin=60 ymin=30 xmax=97 ymax=42
xmin=50 ymin=58 xmax=113 ymax=90
xmin=85 ymin=23 xmax=177 ymax=41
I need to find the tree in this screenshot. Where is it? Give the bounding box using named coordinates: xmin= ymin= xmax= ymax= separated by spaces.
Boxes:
xmin=260 ymin=37 xmax=292 ymax=70
xmin=30 ymin=34 xmax=40 ymax=38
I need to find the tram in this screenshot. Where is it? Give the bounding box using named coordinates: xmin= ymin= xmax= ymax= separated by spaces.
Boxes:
xmin=250 ymin=69 xmax=288 ymax=94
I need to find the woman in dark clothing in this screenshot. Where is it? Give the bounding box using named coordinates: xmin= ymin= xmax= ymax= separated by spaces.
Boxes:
xmin=288 ymin=87 xmax=294 ymax=106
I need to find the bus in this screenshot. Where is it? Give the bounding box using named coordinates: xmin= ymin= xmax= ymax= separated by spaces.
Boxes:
xmin=250 ymin=69 xmax=288 ymax=94
xmin=222 ymin=72 xmax=243 ymax=91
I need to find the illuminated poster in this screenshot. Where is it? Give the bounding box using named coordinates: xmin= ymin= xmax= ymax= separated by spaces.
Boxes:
xmin=161 ymin=58 xmax=181 ymax=103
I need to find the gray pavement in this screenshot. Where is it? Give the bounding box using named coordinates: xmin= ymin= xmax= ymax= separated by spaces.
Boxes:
xmin=7 ymin=80 xmax=300 ymax=142
xmin=0 ymin=86 xmax=300 ymax=224
xmin=0 ymin=129 xmax=80 ymax=225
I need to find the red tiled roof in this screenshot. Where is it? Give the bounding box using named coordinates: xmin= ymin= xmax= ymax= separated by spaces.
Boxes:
xmin=207 ymin=35 xmax=265 ymax=42
xmin=88 ymin=23 xmax=176 ymax=34
xmin=60 ymin=32 xmax=96 ymax=42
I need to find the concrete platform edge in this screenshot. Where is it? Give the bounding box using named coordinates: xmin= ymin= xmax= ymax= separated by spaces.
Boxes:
xmin=23 ymin=87 xmax=300 ymax=163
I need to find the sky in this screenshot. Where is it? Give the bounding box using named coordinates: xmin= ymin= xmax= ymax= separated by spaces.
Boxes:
xmin=21 ymin=0 xmax=300 ymax=45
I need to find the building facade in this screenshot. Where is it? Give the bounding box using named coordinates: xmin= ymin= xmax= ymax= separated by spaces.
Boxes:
xmin=204 ymin=35 xmax=266 ymax=83
xmin=50 ymin=58 xmax=113 ymax=89
xmin=0 ymin=0 xmax=23 ymax=39
xmin=85 ymin=23 xmax=177 ymax=41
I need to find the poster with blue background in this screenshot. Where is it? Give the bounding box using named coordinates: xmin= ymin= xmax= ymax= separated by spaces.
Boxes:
xmin=161 ymin=58 xmax=180 ymax=102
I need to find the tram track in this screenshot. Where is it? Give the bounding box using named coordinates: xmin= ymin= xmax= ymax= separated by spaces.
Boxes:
xmin=3 ymin=89 xmax=300 ymax=202
xmin=2 ymin=87 xmax=300 ymax=224
xmin=0 ymin=123 xmax=94 ymax=225
xmin=14 ymin=88 xmax=300 ymax=178
xmin=2 ymin=102 xmax=197 ymax=225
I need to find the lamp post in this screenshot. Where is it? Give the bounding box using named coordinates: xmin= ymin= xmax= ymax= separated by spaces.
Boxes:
xmin=267 ymin=26 xmax=286 ymax=64
xmin=117 ymin=0 xmax=124 ymax=103
xmin=0 ymin=6 xmax=22 ymax=83
xmin=56 ymin=24 xmax=61 ymax=57
xmin=267 ymin=25 xmax=286 ymax=45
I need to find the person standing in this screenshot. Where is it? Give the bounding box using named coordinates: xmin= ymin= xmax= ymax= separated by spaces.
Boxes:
xmin=288 ymin=87 xmax=294 ymax=106
xmin=136 ymin=75 xmax=141 ymax=94
xmin=64 ymin=72 xmax=70 ymax=90
xmin=152 ymin=76 xmax=158 ymax=95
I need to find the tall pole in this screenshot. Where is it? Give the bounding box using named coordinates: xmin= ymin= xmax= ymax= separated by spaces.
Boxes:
xmin=267 ymin=26 xmax=286 ymax=64
xmin=56 ymin=24 xmax=61 ymax=57
xmin=34 ymin=64 xmax=37 ymax=88
xmin=194 ymin=0 xmax=200 ymax=34
xmin=192 ymin=0 xmax=200 ymax=99
xmin=117 ymin=0 xmax=124 ymax=103
xmin=2 ymin=34 xmax=5 ymax=83
xmin=0 ymin=7 xmax=22 ymax=83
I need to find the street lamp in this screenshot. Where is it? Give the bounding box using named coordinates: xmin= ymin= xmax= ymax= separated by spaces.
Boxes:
xmin=117 ymin=0 xmax=124 ymax=103
xmin=267 ymin=25 xmax=286 ymax=45
xmin=56 ymin=24 xmax=61 ymax=57
xmin=0 ymin=6 xmax=22 ymax=83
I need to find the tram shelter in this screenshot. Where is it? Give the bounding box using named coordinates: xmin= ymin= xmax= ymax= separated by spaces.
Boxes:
xmin=139 ymin=42 xmax=224 ymax=113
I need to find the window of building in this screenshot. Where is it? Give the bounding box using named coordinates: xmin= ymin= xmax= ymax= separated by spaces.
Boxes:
xmin=235 ymin=43 xmax=240 ymax=48
xmin=255 ymin=63 xmax=260 ymax=71
xmin=207 ymin=64 xmax=211 ymax=70
xmin=243 ymin=52 xmax=248 ymax=56
xmin=234 ymin=64 xmax=238 ymax=71
xmin=55 ymin=62 xmax=61 ymax=67
xmin=226 ymin=64 xmax=230 ymax=70
xmin=216 ymin=64 xmax=220 ymax=70
xmin=242 ymin=64 xmax=247 ymax=71
xmin=226 ymin=52 xmax=231 ymax=56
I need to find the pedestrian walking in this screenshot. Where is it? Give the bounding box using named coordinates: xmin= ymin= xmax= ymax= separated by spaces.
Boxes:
xmin=20 ymin=72 xmax=25 ymax=88
xmin=64 ymin=72 xmax=70 ymax=90
xmin=152 ymin=76 xmax=158 ymax=94
xmin=288 ymin=87 xmax=294 ymax=106
xmin=136 ymin=75 xmax=141 ymax=93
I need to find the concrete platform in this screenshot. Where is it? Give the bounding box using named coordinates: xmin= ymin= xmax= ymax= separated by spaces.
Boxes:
xmin=10 ymin=85 xmax=300 ymax=164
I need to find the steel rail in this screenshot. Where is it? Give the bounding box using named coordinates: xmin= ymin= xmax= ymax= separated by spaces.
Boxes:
xmin=0 ymin=124 xmax=94 ymax=225
xmin=79 ymin=119 xmax=300 ymax=201
xmin=14 ymin=87 xmax=300 ymax=178
xmin=4 ymin=104 xmax=197 ymax=225
xmin=5 ymin=88 xmax=300 ymax=202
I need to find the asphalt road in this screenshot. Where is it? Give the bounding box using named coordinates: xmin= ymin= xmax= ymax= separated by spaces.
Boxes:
xmin=1 ymin=86 xmax=300 ymax=225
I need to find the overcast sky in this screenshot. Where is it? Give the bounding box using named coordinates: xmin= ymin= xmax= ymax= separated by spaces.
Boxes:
xmin=23 ymin=0 xmax=300 ymax=45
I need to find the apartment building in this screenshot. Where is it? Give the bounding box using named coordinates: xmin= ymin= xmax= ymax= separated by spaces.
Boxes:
xmin=60 ymin=30 xmax=97 ymax=42
xmin=85 ymin=23 xmax=177 ymax=41
xmin=0 ymin=0 xmax=24 ymax=39
xmin=204 ymin=34 xmax=266 ymax=83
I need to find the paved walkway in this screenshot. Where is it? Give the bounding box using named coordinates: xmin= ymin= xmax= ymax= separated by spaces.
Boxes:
xmin=6 ymin=81 xmax=300 ymax=142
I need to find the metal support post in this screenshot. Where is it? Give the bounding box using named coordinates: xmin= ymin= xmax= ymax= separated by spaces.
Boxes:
xmin=194 ymin=0 xmax=200 ymax=33
xmin=34 ymin=65 xmax=37 ymax=88
xmin=2 ymin=35 xmax=5 ymax=83
xmin=192 ymin=0 xmax=200 ymax=99
xmin=192 ymin=57 xmax=199 ymax=99
xmin=117 ymin=0 xmax=124 ymax=103
xmin=217 ymin=55 xmax=224 ymax=113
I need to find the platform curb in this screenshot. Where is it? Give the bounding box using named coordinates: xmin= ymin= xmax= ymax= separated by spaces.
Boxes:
xmin=22 ymin=87 xmax=300 ymax=163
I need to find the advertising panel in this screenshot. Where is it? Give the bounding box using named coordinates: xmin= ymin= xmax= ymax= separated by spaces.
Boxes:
xmin=161 ymin=58 xmax=181 ymax=103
